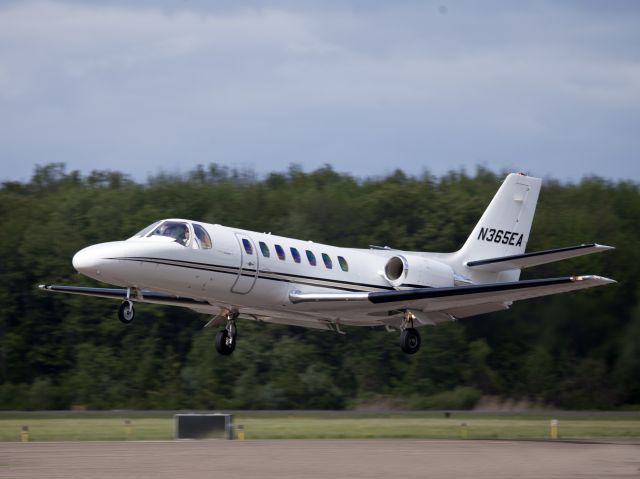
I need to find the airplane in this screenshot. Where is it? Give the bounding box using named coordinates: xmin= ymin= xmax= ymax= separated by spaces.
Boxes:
xmin=40 ymin=173 xmax=615 ymax=355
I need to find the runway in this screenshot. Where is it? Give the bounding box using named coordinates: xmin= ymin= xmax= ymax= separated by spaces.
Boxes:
xmin=1 ymin=439 xmax=639 ymax=479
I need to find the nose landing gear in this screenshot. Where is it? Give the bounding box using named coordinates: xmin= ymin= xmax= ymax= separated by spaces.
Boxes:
xmin=117 ymin=288 xmax=138 ymax=324
xmin=118 ymin=300 xmax=135 ymax=324
xmin=215 ymin=312 xmax=238 ymax=356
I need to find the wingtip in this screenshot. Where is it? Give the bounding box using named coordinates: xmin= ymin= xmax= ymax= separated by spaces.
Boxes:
xmin=572 ymin=275 xmax=617 ymax=284
xmin=593 ymin=244 xmax=616 ymax=251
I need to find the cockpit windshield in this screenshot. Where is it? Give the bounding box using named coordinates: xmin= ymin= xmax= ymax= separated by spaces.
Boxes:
xmin=131 ymin=220 xmax=162 ymax=239
xmin=149 ymin=221 xmax=190 ymax=246
xmin=131 ymin=220 xmax=212 ymax=249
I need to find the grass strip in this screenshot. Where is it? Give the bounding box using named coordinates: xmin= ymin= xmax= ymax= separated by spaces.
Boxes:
xmin=1 ymin=413 xmax=639 ymax=441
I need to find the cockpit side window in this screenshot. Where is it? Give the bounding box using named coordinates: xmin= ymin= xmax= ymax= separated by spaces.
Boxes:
xmin=150 ymin=221 xmax=190 ymax=246
xmin=193 ymin=224 xmax=212 ymax=249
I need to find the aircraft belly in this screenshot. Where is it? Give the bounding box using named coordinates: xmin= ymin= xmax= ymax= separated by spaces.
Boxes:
xmin=132 ymin=262 xmax=225 ymax=302
xmin=244 ymin=278 xmax=290 ymax=306
xmin=122 ymin=260 xmax=288 ymax=310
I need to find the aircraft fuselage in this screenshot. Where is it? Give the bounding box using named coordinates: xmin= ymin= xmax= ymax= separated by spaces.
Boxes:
xmin=72 ymin=221 xmax=448 ymax=327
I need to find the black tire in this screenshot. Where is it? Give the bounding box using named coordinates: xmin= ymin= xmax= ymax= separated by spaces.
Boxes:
xmin=400 ymin=328 xmax=421 ymax=354
xmin=118 ymin=300 xmax=135 ymax=324
xmin=215 ymin=330 xmax=236 ymax=356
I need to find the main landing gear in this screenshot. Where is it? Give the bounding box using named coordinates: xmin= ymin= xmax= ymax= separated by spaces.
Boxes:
xmin=215 ymin=313 xmax=238 ymax=356
xmin=399 ymin=312 xmax=421 ymax=354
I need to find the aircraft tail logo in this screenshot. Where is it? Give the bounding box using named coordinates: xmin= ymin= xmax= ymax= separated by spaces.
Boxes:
xmin=458 ymin=173 xmax=541 ymax=271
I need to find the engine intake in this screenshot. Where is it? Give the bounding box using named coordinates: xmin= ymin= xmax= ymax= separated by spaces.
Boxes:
xmin=383 ymin=254 xmax=454 ymax=288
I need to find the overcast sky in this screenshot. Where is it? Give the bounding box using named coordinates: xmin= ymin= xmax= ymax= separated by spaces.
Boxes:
xmin=1 ymin=1 xmax=638 ymax=183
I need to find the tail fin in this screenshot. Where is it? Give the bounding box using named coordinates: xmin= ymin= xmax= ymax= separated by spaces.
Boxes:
xmin=456 ymin=173 xmax=541 ymax=282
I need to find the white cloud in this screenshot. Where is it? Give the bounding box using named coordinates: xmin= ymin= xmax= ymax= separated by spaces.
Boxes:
xmin=0 ymin=1 xmax=639 ymax=182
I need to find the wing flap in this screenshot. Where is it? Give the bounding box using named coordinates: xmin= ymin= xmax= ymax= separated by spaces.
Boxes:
xmin=248 ymin=315 xmax=333 ymax=331
xmin=465 ymin=244 xmax=614 ymax=272
xmin=444 ymin=302 xmax=510 ymax=318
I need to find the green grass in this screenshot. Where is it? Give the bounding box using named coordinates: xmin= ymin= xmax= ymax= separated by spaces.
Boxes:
xmin=1 ymin=412 xmax=639 ymax=441
xmin=237 ymin=414 xmax=640 ymax=440
xmin=0 ymin=417 xmax=174 ymax=441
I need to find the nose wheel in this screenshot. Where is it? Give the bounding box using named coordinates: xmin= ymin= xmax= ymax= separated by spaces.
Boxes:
xmin=118 ymin=300 xmax=135 ymax=324
xmin=215 ymin=313 xmax=238 ymax=356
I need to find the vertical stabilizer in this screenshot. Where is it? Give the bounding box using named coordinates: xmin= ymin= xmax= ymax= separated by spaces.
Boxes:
xmin=456 ymin=173 xmax=541 ymax=282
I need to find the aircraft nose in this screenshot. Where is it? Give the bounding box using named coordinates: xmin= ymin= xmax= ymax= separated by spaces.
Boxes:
xmin=72 ymin=246 xmax=100 ymax=273
xmin=72 ymin=241 xmax=130 ymax=282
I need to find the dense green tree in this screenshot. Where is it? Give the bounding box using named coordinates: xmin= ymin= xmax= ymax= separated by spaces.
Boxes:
xmin=0 ymin=163 xmax=636 ymax=410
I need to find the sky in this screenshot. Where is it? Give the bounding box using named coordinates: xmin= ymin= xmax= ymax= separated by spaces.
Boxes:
xmin=0 ymin=0 xmax=639 ymax=183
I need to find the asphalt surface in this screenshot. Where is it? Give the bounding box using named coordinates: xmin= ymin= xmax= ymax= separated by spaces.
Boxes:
xmin=1 ymin=439 xmax=639 ymax=479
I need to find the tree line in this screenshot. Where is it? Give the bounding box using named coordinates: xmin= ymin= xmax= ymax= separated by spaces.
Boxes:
xmin=0 ymin=163 xmax=637 ymax=410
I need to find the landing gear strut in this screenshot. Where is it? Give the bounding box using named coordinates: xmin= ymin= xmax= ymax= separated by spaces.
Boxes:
xmin=118 ymin=300 xmax=135 ymax=324
xmin=399 ymin=312 xmax=421 ymax=354
xmin=215 ymin=313 xmax=238 ymax=356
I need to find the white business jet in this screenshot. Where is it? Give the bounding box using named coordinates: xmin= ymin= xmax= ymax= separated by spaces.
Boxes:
xmin=40 ymin=173 xmax=615 ymax=355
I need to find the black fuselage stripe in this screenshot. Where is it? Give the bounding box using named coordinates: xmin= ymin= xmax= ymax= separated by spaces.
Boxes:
xmin=111 ymin=257 xmax=384 ymax=292
xmin=123 ymin=256 xmax=398 ymax=291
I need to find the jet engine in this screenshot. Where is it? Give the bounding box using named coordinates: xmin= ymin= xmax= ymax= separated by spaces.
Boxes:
xmin=383 ymin=254 xmax=454 ymax=288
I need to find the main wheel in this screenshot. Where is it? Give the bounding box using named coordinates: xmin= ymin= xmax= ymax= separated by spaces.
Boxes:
xmin=215 ymin=329 xmax=236 ymax=356
xmin=400 ymin=328 xmax=421 ymax=354
xmin=118 ymin=300 xmax=135 ymax=324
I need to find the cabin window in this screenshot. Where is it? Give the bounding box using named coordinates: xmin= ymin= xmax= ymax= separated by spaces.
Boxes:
xmin=242 ymin=238 xmax=253 ymax=255
xmin=338 ymin=256 xmax=349 ymax=272
xmin=193 ymin=224 xmax=212 ymax=249
xmin=150 ymin=221 xmax=190 ymax=246
xmin=290 ymin=247 xmax=301 ymax=263
xmin=259 ymin=241 xmax=270 ymax=258
xmin=275 ymin=244 xmax=286 ymax=260
xmin=306 ymin=250 xmax=317 ymax=266
xmin=322 ymin=253 xmax=333 ymax=269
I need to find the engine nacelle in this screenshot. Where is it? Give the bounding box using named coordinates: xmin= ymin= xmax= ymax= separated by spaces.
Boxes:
xmin=383 ymin=254 xmax=454 ymax=288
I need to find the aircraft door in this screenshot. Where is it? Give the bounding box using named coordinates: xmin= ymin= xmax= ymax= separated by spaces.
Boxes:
xmin=231 ymin=233 xmax=259 ymax=294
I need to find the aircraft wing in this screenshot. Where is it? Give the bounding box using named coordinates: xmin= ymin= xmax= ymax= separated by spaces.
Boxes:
xmin=289 ymin=275 xmax=615 ymax=315
xmin=41 ymin=275 xmax=615 ymax=330
xmin=465 ymin=244 xmax=614 ymax=272
xmin=39 ymin=284 xmax=213 ymax=311
xmin=39 ymin=284 xmax=336 ymax=329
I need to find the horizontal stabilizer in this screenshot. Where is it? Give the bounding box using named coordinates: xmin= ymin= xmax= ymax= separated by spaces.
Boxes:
xmin=465 ymin=244 xmax=614 ymax=272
